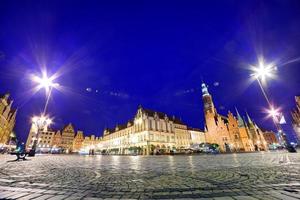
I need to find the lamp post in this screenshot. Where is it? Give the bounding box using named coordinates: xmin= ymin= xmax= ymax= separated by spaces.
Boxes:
xmin=29 ymin=115 xmax=52 ymax=156
xmin=29 ymin=70 xmax=59 ymax=156
xmin=31 ymin=71 xmax=59 ymax=115
xmin=250 ymin=60 xmax=288 ymax=148
xmin=266 ymin=106 xmax=286 ymax=146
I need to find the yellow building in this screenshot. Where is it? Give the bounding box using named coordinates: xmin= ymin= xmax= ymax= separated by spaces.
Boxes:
xmin=26 ymin=122 xmax=86 ymax=153
xmin=98 ymin=106 xmax=202 ymax=155
xmin=0 ymin=93 xmax=17 ymax=146
xmin=60 ymin=123 xmax=76 ymax=153
xmin=73 ymin=130 xmax=85 ymax=152
xmin=201 ymin=82 xmax=268 ymax=152
xmin=81 ymin=135 xmax=101 ymax=154
xmin=188 ymin=127 xmax=206 ymax=146
xmin=52 ymin=130 xmax=62 ymax=149
xmin=26 ymin=124 xmax=55 ymax=152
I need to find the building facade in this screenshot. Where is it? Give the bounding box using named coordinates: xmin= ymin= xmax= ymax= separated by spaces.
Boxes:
xmin=81 ymin=135 xmax=101 ymax=154
xmin=73 ymin=131 xmax=85 ymax=152
xmin=263 ymin=130 xmax=279 ymax=147
xmin=188 ymin=127 xmax=206 ymax=146
xmin=98 ymin=106 xmax=204 ymax=155
xmin=60 ymin=123 xmax=76 ymax=153
xmin=0 ymin=93 xmax=17 ymax=146
xmin=26 ymin=124 xmax=56 ymax=152
xmin=201 ymin=82 xmax=268 ymax=152
xmin=291 ymin=96 xmax=300 ymax=143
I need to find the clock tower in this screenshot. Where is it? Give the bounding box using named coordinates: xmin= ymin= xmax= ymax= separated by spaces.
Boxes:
xmin=201 ymin=83 xmax=215 ymax=115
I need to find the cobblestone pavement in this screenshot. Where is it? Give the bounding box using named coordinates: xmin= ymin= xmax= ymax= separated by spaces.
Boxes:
xmin=0 ymin=152 xmax=300 ymax=199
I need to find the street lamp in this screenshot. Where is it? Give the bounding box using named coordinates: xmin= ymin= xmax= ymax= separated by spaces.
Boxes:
xmin=29 ymin=115 xmax=52 ymax=156
xmin=250 ymin=60 xmax=276 ymax=83
xmin=266 ymin=106 xmax=286 ymax=146
xmin=31 ymin=70 xmax=59 ymax=114
xmin=250 ymin=59 xmax=288 ymax=148
xmin=32 ymin=71 xmax=59 ymax=94
xmin=28 ymin=70 xmax=59 ymax=156
xmin=267 ymin=106 xmax=280 ymax=120
xmin=250 ymin=60 xmax=277 ymax=105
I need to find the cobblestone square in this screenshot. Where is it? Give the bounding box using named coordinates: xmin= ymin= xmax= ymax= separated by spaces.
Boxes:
xmin=1 ymin=152 xmax=300 ymax=199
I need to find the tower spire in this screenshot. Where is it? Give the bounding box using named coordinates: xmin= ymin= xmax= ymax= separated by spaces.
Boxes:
xmin=202 ymin=82 xmax=215 ymax=114
xmin=235 ymin=107 xmax=245 ymax=127
xmin=201 ymin=82 xmax=210 ymax=96
xmin=246 ymin=111 xmax=254 ymax=127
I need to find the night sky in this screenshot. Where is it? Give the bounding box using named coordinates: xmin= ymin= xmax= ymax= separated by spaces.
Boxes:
xmin=0 ymin=0 xmax=299 ymax=143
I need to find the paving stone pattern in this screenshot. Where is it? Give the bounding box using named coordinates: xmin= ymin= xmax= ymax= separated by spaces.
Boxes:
xmin=0 ymin=152 xmax=300 ymax=199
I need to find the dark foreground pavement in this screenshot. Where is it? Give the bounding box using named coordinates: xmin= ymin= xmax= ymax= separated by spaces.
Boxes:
xmin=0 ymin=152 xmax=300 ymax=199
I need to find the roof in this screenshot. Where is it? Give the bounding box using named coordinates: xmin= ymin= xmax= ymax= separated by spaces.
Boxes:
xmin=104 ymin=106 xmax=186 ymax=134
xmin=62 ymin=123 xmax=75 ymax=132
xmin=187 ymin=127 xmax=204 ymax=132
xmin=142 ymin=108 xmax=185 ymax=124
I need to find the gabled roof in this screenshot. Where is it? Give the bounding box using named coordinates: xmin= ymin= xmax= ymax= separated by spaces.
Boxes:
xmin=62 ymin=123 xmax=75 ymax=132
xmin=104 ymin=106 xmax=186 ymax=135
xmin=141 ymin=107 xmax=185 ymax=125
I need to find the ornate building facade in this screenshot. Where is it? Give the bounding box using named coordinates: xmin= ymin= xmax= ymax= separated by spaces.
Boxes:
xmin=98 ymin=106 xmax=204 ymax=155
xmin=201 ymin=83 xmax=268 ymax=152
xmin=0 ymin=93 xmax=17 ymax=145
xmin=73 ymin=130 xmax=85 ymax=152
xmin=291 ymin=96 xmax=300 ymax=143
xmin=60 ymin=124 xmax=76 ymax=153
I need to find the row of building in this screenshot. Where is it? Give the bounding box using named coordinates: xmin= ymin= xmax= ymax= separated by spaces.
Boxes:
xmin=26 ymin=123 xmax=101 ymax=153
xmin=25 ymin=83 xmax=283 ymax=154
xmin=25 ymin=114 xmax=206 ymax=154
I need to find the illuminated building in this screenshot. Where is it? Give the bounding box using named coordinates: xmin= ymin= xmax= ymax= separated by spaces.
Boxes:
xmin=98 ymin=106 xmax=204 ymax=155
xmin=0 ymin=93 xmax=17 ymax=146
xmin=26 ymin=124 xmax=55 ymax=152
xmin=263 ymin=130 xmax=278 ymax=147
xmin=73 ymin=130 xmax=84 ymax=152
xmin=26 ymin=123 xmax=86 ymax=153
xmin=201 ymin=82 xmax=268 ymax=152
xmin=81 ymin=135 xmax=101 ymax=154
xmin=188 ymin=127 xmax=206 ymax=146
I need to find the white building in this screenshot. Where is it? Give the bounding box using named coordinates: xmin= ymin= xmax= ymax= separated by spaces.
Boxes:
xmin=98 ymin=106 xmax=205 ymax=155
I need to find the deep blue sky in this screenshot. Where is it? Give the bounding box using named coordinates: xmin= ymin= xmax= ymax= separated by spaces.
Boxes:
xmin=0 ymin=0 xmax=299 ymax=142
